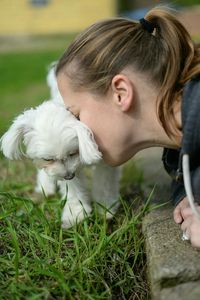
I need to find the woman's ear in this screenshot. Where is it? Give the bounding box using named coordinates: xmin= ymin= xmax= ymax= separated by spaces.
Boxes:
xmin=111 ymin=74 xmax=134 ymax=112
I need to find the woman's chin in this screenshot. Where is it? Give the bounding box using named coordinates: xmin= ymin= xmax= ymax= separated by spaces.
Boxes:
xmin=102 ymin=153 xmax=127 ymax=167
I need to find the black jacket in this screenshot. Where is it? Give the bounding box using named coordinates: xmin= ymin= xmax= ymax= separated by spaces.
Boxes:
xmin=162 ymin=75 xmax=200 ymax=206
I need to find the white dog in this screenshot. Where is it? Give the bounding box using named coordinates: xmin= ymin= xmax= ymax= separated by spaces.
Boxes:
xmin=1 ymin=100 xmax=121 ymax=228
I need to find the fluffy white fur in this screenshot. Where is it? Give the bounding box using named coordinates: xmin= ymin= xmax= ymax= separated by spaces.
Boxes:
xmin=0 ymin=67 xmax=121 ymax=228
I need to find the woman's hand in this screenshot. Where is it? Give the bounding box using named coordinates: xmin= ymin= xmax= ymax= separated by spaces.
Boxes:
xmin=173 ymin=197 xmax=200 ymax=248
xmin=181 ymin=206 xmax=200 ymax=249
xmin=173 ymin=197 xmax=190 ymax=224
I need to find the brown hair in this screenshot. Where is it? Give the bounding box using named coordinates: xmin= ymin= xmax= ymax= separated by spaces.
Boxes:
xmin=56 ymin=6 xmax=200 ymax=137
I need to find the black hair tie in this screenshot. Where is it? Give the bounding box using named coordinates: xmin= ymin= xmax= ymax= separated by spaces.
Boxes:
xmin=139 ymin=18 xmax=155 ymax=34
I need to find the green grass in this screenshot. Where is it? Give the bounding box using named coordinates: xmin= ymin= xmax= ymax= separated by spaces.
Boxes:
xmin=0 ymin=190 xmax=151 ymax=299
xmin=0 ymin=36 xmax=152 ymax=299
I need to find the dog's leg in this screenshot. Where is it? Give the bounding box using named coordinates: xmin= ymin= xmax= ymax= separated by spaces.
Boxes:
xmin=57 ymin=180 xmax=67 ymax=199
xmin=62 ymin=169 xmax=92 ymax=229
xmin=92 ymin=162 xmax=121 ymax=219
xmin=35 ymin=169 xmax=56 ymax=196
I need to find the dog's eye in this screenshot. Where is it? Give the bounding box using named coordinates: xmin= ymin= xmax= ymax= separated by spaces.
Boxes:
xmin=69 ymin=151 xmax=79 ymax=157
xmin=43 ymin=158 xmax=54 ymax=162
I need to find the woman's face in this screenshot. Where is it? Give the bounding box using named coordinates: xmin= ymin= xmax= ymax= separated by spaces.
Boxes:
xmin=57 ymin=72 xmax=134 ymax=166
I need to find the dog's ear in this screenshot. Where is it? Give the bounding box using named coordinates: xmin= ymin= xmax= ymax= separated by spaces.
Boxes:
xmin=0 ymin=109 xmax=34 ymax=160
xmin=74 ymin=123 xmax=102 ymax=165
xmin=46 ymin=62 xmax=63 ymax=103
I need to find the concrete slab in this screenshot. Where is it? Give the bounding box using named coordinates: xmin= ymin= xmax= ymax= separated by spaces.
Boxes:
xmin=143 ymin=207 xmax=200 ymax=300
xmin=160 ymin=281 xmax=200 ymax=300
xmin=131 ymin=147 xmax=200 ymax=299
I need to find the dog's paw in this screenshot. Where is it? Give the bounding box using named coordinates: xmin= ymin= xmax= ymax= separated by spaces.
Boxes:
xmin=61 ymin=202 xmax=92 ymax=229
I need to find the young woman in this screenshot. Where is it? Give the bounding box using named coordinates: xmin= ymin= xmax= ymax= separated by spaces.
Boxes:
xmin=55 ymin=7 xmax=200 ymax=248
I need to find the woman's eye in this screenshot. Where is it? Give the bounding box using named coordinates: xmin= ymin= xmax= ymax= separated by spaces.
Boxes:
xmin=66 ymin=107 xmax=80 ymax=120
xmin=73 ymin=113 xmax=80 ymax=120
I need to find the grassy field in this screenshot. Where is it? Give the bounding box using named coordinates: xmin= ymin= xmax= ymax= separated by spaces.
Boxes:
xmin=0 ymin=35 xmax=152 ymax=299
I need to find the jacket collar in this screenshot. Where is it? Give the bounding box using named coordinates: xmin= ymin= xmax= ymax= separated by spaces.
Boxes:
xmin=181 ymin=75 xmax=200 ymax=159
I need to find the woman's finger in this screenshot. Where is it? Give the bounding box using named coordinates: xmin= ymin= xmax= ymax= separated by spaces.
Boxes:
xmin=173 ymin=197 xmax=189 ymax=223
xmin=182 ymin=205 xmax=200 ymax=219
xmin=181 ymin=216 xmax=192 ymax=232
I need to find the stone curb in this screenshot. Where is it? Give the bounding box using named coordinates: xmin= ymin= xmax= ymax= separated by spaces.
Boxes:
xmin=142 ymin=206 xmax=200 ymax=300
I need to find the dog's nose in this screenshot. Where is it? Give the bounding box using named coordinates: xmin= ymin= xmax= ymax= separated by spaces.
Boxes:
xmin=64 ymin=173 xmax=75 ymax=180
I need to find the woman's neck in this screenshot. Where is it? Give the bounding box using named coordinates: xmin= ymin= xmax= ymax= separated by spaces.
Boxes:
xmin=130 ymin=73 xmax=182 ymax=154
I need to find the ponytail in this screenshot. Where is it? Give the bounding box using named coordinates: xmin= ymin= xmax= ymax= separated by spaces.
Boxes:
xmin=145 ymin=7 xmax=200 ymax=136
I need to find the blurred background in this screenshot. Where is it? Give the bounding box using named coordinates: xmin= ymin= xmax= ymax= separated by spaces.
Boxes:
xmin=0 ymin=0 xmax=200 ymax=134
xmin=0 ymin=0 xmax=200 ymax=37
